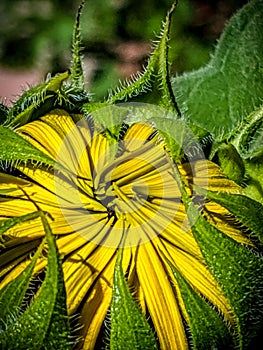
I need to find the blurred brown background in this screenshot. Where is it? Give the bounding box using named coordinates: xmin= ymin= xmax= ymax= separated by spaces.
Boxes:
xmin=0 ymin=0 xmax=247 ymax=104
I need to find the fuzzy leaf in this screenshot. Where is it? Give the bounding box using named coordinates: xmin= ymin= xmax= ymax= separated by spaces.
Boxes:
xmin=106 ymin=2 xmax=180 ymax=115
xmin=70 ymin=0 xmax=85 ymax=89
xmin=0 ymin=211 xmax=44 ymax=235
xmin=0 ymin=241 xmax=43 ymax=331
xmin=166 ymin=259 xmax=234 ymax=349
xmin=231 ymin=105 xmax=263 ymax=161
xmin=110 ymin=249 xmax=158 ymax=350
xmin=0 ymin=212 xmax=71 ymax=350
xmin=243 ymin=156 xmax=263 ymax=204
xmin=187 ymin=201 xmax=263 ymax=349
xmin=209 ymin=105 xmax=263 ymax=202
xmin=0 ymin=126 xmax=55 ymax=166
xmin=211 ymin=142 xmax=245 ymax=185
xmin=228 ymin=105 xmax=263 ymax=202
xmin=7 ymin=71 xmax=70 ymax=127
xmin=39 ymin=213 xmax=71 ymax=349
xmin=196 ymin=188 xmax=263 ymax=245
xmin=172 ymin=0 xmax=263 ymax=139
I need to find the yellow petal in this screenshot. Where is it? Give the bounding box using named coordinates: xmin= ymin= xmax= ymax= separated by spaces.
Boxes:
xmin=203 ymin=201 xmax=253 ymax=245
xmin=183 ymin=160 xmax=242 ymax=193
xmin=137 ymin=239 xmax=188 ymax=350
xmin=163 ymin=242 xmax=235 ymax=327
xmin=78 ymin=256 xmax=116 ymax=350
xmin=123 ymin=122 xmax=159 ymax=152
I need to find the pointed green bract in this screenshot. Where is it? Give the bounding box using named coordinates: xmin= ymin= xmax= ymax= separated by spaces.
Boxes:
xmin=106 ymin=2 xmax=180 ymax=115
xmin=211 ymin=142 xmax=245 ymax=185
xmin=0 ymin=242 xmax=43 ymax=331
xmin=0 ymin=211 xmax=44 ymax=235
xmin=0 ymin=126 xmax=55 ymax=167
xmin=197 ymin=188 xmax=263 ymax=245
xmin=110 ymin=249 xmax=158 ymax=350
xmin=0 ymin=212 xmax=71 ymax=350
xmin=7 ymin=71 xmax=70 ymax=127
xmin=187 ymin=201 xmax=263 ymax=349
xmin=227 ymin=105 xmax=263 ymax=203
xmin=39 ymin=213 xmax=71 ymax=350
xmin=70 ymin=0 xmax=85 ymax=89
xmin=172 ymin=0 xmax=263 ymax=140
xmin=231 ymin=105 xmax=263 ymax=161
xmin=5 ymin=69 xmax=89 ymax=129
xmin=243 ymin=157 xmax=263 ymax=204
xmin=166 ymin=259 xmax=234 ymax=349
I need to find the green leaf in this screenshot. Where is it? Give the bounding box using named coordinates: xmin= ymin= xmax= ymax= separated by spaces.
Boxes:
xmin=196 ymin=188 xmax=263 ymax=245
xmin=210 ymin=105 xmax=263 ymax=202
xmin=166 ymin=259 xmax=234 ymax=349
xmin=243 ymin=156 xmax=263 ymax=204
xmin=211 ymin=142 xmax=245 ymax=185
xmin=0 ymin=126 xmax=55 ymax=167
xmin=106 ymin=2 xmax=180 ymax=115
xmin=0 ymin=211 xmax=44 ymax=235
xmin=110 ymin=249 xmax=158 ymax=350
xmin=39 ymin=213 xmax=71 ymax=350
xmin=187 ymin=201 xmax=263 ymax=349
xmin=226 ymin=104 xmax=263 ymax=203
xmin=0 ymin=212 xmax=71 ymax=350
xmin=172 ymin=0 xmax=263 ymax=139
xmin=231 ymin=105 xmax=263 ymax=161
xmin=70 ymin=0 xmax=85 ymax=89
xmin=0 ymin=241 xmax=43 ymax=331
xmin=7 ymin=71 xmax=70 ymax=127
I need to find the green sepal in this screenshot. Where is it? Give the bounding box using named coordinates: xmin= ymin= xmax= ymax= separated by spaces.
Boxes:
xmin=0 ymin=239 xmax=43 ymax=331
xmin=211 ymin=142 xmax=245 ymax=185
xmin=82 ymin=102 xmax=125 ymax=141
xmin=110 ymin=248 xmax=158 ymax=350
xmin=187 ymin=200 xmax=263 ymax=349
xmin=242 ymin=156 xmax=263 ymax=204
xmin=228 ymin=105 xmax=263 ymax=203
xmin=215 ymin=105 xmax=263 ymax=202
xmin=84 ymin=102 xmax=211 ymax=162
xmin=5 ymin=70 xmax=89 ymax=129
xmin=156 ymin=118 xmax=212 ymax=161
xmin=172 ymin=0 xmax=263 ymax=140
xmin=70 ymin=0 xmax=85 ymax=89
xmin=0 ymin=212 xmax=71 ymax=350
xmin=7 ymin=71 xmax=70 ymax=127
xmin=0 ymin=126 xmax=55 ymax=167
xmin=195 ymin=187 xmax=263 ymax=245
xmin=166 ymin=258 xmax=234 ymax=349
xmin=231 ymin=105 xmax=263 ymax=161
xmin=0 ymin=211 xmax=44 ymax=236
xmin=39 ymin=213 xmax=71 ymax=350
xmin=107 ymin=2 xmax=180 ymax=115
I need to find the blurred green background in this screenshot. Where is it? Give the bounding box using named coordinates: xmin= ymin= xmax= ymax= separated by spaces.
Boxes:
xmin=0 ymin=0 xmax=247 ymax=101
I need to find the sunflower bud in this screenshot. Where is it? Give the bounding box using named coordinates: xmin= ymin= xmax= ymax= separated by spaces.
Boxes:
xmin=0 ymin=1 xmax=263 ymax=349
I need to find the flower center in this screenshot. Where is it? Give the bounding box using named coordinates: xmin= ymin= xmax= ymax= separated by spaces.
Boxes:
xmin=53 ymin=117 xmax=183 ymax=247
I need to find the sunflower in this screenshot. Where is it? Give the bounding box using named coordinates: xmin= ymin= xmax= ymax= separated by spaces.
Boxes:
xmin=1 ymin=1 xmax=263 ymax=348
xmin=0 ymin=105 xmax=261 ymax=349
